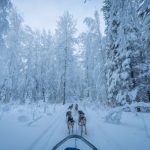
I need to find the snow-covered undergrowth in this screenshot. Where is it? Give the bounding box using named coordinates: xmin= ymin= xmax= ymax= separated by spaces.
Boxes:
xmin=105 ymin=102 xmax=150 ymax=124
xmin=0 ymin=102 xmax=57 ymax=124
xmin=0 ymin=102 xmax=150 ymax=150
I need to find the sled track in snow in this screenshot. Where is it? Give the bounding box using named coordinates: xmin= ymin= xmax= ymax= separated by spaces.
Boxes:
xmin=27 ymin=116 xmax=43 ymax=126
xmin=39 ymin=115 xmax=64 ymax=150
xmin=99 ymin=124 xmax=123 ymax=150
xmin=26 ymin=113 xmax=62 ymax=150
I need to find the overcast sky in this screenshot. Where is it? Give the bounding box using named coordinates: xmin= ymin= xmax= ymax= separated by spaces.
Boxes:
xmin=12 ymin=0 xmax=105 ymax=36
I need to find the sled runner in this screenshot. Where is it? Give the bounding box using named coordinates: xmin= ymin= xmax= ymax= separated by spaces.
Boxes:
xmin=51 ymin=134 xmax=98 ymax=150
xmin=64 ymin=148 xmax=80 ymax=150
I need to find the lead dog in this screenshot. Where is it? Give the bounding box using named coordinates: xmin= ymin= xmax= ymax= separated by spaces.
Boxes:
xmin=68 ymin=104 xmax=73 ymax=110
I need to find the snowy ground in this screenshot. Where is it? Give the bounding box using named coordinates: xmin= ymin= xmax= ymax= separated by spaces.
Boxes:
xmin=0 ymin=102 xmax=150 ymax=150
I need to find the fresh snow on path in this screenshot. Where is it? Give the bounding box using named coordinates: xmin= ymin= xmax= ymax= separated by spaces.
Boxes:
xmin=0 ymin=103 xmax=150 ymax=150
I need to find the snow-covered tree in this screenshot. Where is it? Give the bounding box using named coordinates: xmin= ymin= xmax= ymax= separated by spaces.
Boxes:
xmin=138 ymin=0 xmax=150 ymax=103
xmin=6 ymin=7 xmax=23 ymax=101
xmin=103 ymin=0 xmax=150 ymax=106
xmin=102 ymin=0 xmax=123 ymax=106
xmin=79 ymin=11 xmax=107 ymax=103
xmin=0 ymin=0 xmax=11 ymax=47
xmin=117 ymin=0 xmax=143 ymax=104
xmin=0 ymin=0 xmax=12 ymax=102
xmin=54 ymin=11 xmax=78 ymax=104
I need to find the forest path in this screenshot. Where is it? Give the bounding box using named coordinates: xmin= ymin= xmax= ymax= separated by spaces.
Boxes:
xmin=22 ymin=104 xmax=150 ymax=150
xmin=0 ymin=103 xmax=150 ymax=150
xmin=25 ymin=105 xmax=66 ymax=150
xmin=48 ymin=104 xmax=124 ymax=150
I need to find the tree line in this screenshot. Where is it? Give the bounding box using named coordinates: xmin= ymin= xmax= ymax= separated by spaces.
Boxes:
xmin=0 ymin=0 xmax=149 ymax=107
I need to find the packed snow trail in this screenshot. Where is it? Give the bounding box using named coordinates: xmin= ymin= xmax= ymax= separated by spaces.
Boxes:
xmin=0 ymin=103 xmax=150 ymax=150
xmin=27 ymin=113 xmax=63 ymax=150
xmin=27 ymin=116 xmax=43 ymax=126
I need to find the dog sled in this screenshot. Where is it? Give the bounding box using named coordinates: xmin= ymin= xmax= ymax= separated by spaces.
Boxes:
xmin=52 ymin=134 xmax=98 ymax=150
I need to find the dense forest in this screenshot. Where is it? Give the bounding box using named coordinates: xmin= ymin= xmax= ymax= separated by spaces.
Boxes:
xmin=0 ymin=0 xmax=150 ymax=107
xmin=0 ymin=1 xmax=150 ymax=149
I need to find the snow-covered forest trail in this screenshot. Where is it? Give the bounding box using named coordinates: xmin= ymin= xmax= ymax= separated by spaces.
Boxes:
xmin=0 ymin=103 xmax=150 ymax=150
xmin=26 ymin=107 xmax=66 ymax=150
xmin=1 ymin=0 xmax=150 ymax=149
